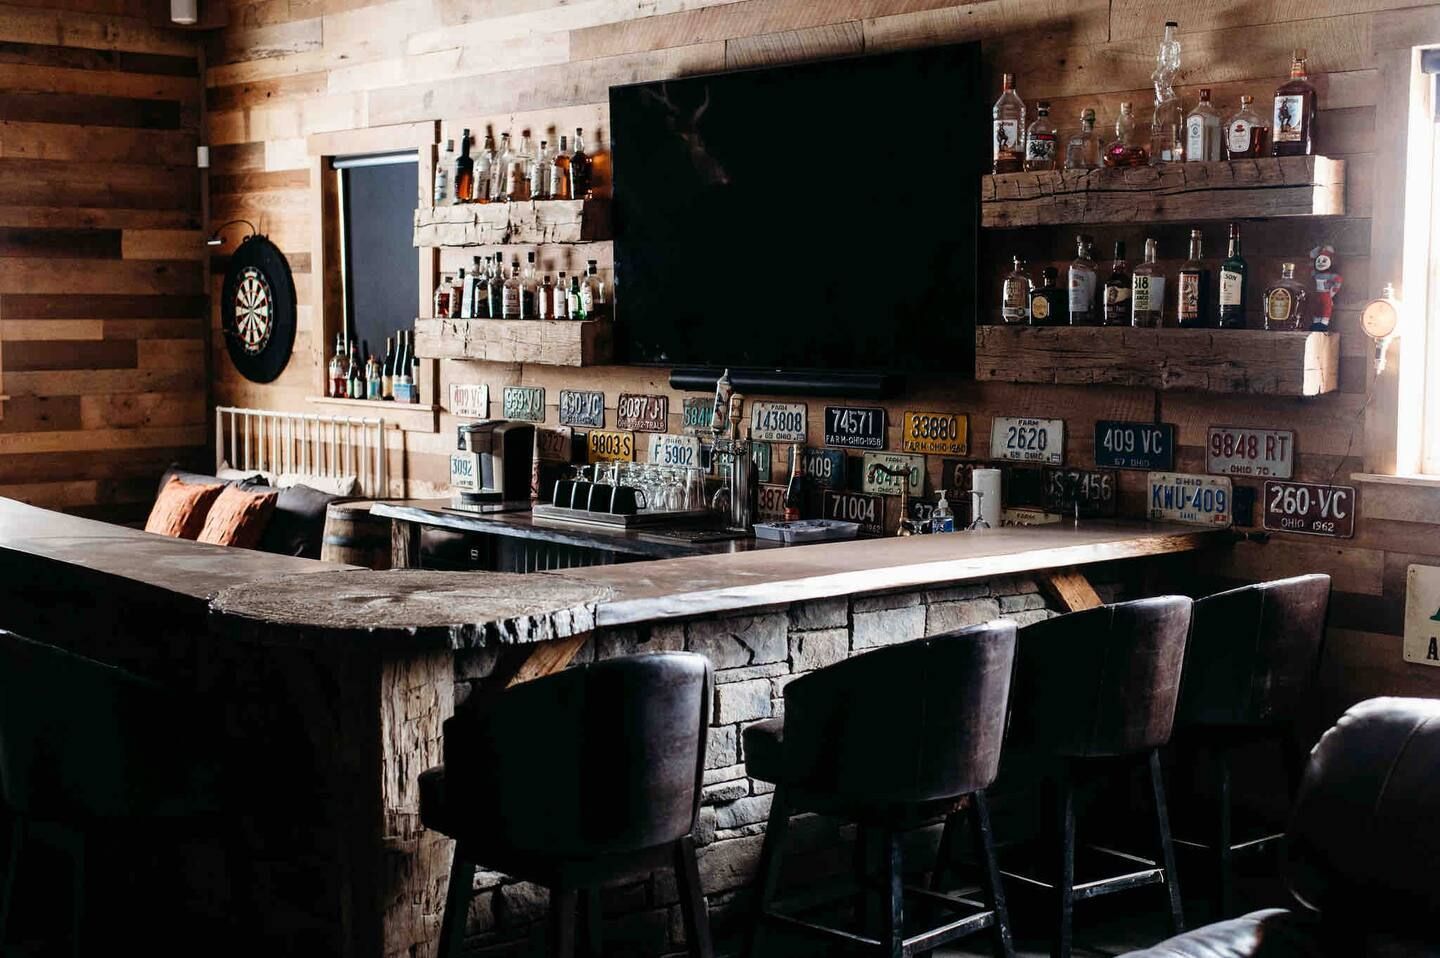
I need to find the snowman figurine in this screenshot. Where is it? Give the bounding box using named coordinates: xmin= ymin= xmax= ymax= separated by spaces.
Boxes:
xmin=1309 ymin=244 xmax=1343 ymax=332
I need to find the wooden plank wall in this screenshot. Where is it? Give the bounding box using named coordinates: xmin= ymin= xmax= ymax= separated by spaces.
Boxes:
xmin=205 ymin=0 xmax=1440 ymax=718
xmin=0 ymin=1 xmax=207 ymax=520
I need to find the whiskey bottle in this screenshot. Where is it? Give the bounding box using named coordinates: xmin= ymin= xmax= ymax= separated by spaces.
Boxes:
xmin=1103 ymin=102 xmax=1150 ymax=167
xmin=476 ymin=133 xmax=495 ymax=203
xmin=1149 ymin=20 xmax=1184 ymax=164
xmin=434 ymin=138 xmax=454 ymax=205
xmin=992 ymin=73 xmax=1026 ymax=174
xmin=1185 ymin=89 xmax=1223 ymax=162
xmin=493 ymin=133 xmax=514 ymax=202
xmin=1217 ymin=223 xmax=1248 ymax=328
xmin=1225 ymin=96 xmax=1268 ymax=159
xmin=454 ymin=130 xmax=474 ymax=203
xmin=1068 ymin=234 xmax=1098 ymax=326
xmin=538 ymin=273 xmax=554 ymax=321
xmin=1273 ymin=49 xmax=1317 ymax=157
xmin=1131 ymin=238 xmax=1165 ymax=327
xmin=487 ymin=252 xmax=505 ymax=320
xmin=572 ymin=128 xmax=593 ymax=199
xmin=1064 ymin=108 xmax=1100 ymax=171
xmin=551 ymin=135 xmax=573 ymax=201
xmin=534 ymin=141 xmax=552 ymax=200
xmin=569 ymin=274 xmax=587 ymax=321
xmin=783 ymin=444 xmax=803 ymax=521
xmin=1177 ymin=228 xmax=1211 ymax=328
xmin=1102 ymin=241 xmax=1131 ymax=326
xmin=1024 ymin=101 xmax=1059 ymax=172
xmin=434 ymin=276 xmax=452 ymax=319
xmin=522 ymin=252 xmax=538 ymax=319
xmin=1029 ymin=267 xmax=1062 ymax=326
xmin=584 ymin=260 xmax=608 ymax=321
xmin=503 ymin=257 xmax=523 ymax=319
xmin=1001 ymin=256 xmax=1031 ymax=324
xmin=1263 ymin=262 xmax=1308 ymax=331
xmin=554 ymin=270 xmax=570 ymax=320
xmin=448 ymin=271 xmax=463 ymax=319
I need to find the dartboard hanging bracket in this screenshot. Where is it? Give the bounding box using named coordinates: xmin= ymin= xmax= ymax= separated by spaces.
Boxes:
xmin=220 ymin=234 xmax=297 ymax=384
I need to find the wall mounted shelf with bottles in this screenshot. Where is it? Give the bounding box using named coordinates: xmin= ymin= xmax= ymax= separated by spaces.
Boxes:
xmin=975 ymin=326 xmax=1339 ymax=396
xmin=304 ymin=395 xmax=442 ymax=432
xmin=413 ymin=316 xmax=613 ymax=367
xmin=981 ymin=156 xmax=1345 ymax=229
xmin=413 ymin=198 xmax=611 ymax=247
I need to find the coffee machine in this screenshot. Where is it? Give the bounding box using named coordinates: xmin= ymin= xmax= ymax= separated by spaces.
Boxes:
xmin=451 ymin=420 xmax=535 ymax=508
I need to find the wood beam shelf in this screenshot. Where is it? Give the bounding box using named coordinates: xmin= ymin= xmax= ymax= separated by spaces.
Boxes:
xmin=981 ymin=156 xmax=1345 ymax=228
xmin=304 ymin=395 xmax=441 ymax=432
xmin=413 ymin=198 xmax=611 ymax=246
xmin=975 ymin=326 xmax=1340 ymax=396
xmin=414 ymin=317 xmax=613 ymax=367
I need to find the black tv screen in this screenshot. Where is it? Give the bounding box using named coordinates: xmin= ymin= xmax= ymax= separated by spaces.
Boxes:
xmin=610 ymin=43 xmax=984 ymax=375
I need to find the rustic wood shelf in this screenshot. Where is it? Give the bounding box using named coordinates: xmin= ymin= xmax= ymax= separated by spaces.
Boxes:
xmin=413 ymin=198 xmax=611 ymax=246
xmin=304 ymin=396 xmax=441 ymax=432
xmin=414 ymin=316 xmax=613 ymax=367
xmin=981 ymin=156 xmax=1345 ymax=228
xmin=975 ymin=326 xmax=1340 ymax=396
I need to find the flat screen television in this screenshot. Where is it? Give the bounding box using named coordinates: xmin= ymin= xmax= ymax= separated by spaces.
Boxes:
xmin=610 ymin=43 xmax=984 ymax=379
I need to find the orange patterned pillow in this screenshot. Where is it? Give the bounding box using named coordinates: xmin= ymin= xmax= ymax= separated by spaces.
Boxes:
xmin=197 ymin=484 xmax=279 ymax=549
xmin=145 ymin=477 xmax=224 ymax=540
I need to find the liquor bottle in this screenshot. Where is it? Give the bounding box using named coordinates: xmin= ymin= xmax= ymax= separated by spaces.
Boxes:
xmin=434 ymin=275 xmax=452 ymax=318
xmin=1063 ymin=108 xmax=1100 ymax=171
xmin=572 ymin=128 xmax=592 ymax=199
xmin=930 ymin=489 xmax=955 ymax=534
xmin=1001 ymin=256 xmax=1030 ymax=324
xmin=1263 ymin=262 xmax=1308 ymax=331
xmin=1185 ymin=89 xmax=1223 ymax=162
xmin=1029 ymin=267 xmax=1062 ymax=326
xmin=1131 ymin=238 xmax=1165 ymax=327
xmin=394 ymin=331 xmax=410 ymax=395
xmin=1149 ymin=20 xmax=1184 ymax=164
xmin=1024 ymin=101 xmax=1059 ymax=171
xmin=382 ymin=337 xmax=394 ymax=399
xmin=991 ymin=73 xmax=1026 ymax=174
xmin=1225 ymin=96 xmax=1268 ymax=159
xmin=533 ymin=141 xmax=552 ymax=200
xmin=460 ymin=258 xmax=478 ymax=318
xmin=329 ymin=334 xmax=344 ymax=397
xmin=783 ymin=444 xmax=803 ymax=521
xmin=1217 ymin=223 xmax=1248 ymax=328
xmin=1177 ymin=228 xmax=1211 ymax=328
xmin=503 ymin=257 xmax=522 ymax=319
xmin=367 ymin=354 xmax=380 ymax=399
xmin=454 ymin=130 xmax=474 ymax=203
xmin=551 ymin=135 xmax=572 ymax=201
xmin=476 ymin=133 xmax=495 ymax=203
xmin=450 ymin=271 xmax=465 ymax=319
xmin=493 ymin=133 xmax=514 ymax=202
xmin=1273 ymin=48 xmax=1317 ymax=157
xmin=1102 ymin=241 xmax=1131 ymax=326
xmin=1103 ymin=102 xmax=1149 ymax=167
xmin=410 ymin=341 xmax=420 ymax=404
xmin=584 ymin=260 xmax=607 ymax=321
xmin=1068 ymin=234 xmax=1098 ymax=326
xmin=510 ymin=132 xmax=534 ymax=201
xmin=554 ymin=270 xmax=570 ymax=319
xmin=434 ymin=138 xmax=454 ymax=205
xmin=538 ymin=273 xmax=554 ymax=320
xmin=522 ymin=252 xmax=539 ymax=319
xmin=487 ymin=252 xmax=505 ymax=320
xmin=348 ymin=342 xmax=362 ymax=399
xmin=569 ymin=274 xmax=587 ymax=321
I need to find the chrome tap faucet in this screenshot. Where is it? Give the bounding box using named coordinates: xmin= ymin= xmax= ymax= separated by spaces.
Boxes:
xmin=867 ymin=463 xmax=919 ymax=536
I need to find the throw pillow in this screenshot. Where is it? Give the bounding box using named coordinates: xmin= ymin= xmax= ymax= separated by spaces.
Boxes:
xmin=197 ymin=484 xmax=280 ymax=549
xmin=258 ymin=484 xmax=343 ymax=558
xmin=145 ymin=477 xmax=224 ymax=540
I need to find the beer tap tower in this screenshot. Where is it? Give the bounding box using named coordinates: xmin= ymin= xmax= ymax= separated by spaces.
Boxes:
xmin=707 ymin=370 xmax=757 ymax=532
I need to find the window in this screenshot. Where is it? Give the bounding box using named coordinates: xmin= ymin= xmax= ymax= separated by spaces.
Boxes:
xmin=334 ymin=152 xmax=420 ymax=367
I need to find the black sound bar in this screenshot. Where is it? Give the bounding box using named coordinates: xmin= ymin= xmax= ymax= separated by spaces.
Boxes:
xmin=667 ymin=367 xmax=903 ymax=399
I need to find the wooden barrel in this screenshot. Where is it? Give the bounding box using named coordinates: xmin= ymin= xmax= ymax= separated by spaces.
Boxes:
xmin=321 ymin=500 xmax=391 ymax=570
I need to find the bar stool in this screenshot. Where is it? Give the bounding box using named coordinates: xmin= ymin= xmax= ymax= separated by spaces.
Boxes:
xmin=1171 ymin=574 xmax=1331 ymax=917
xmin=952 ymin=596 xmax=1192 ymax=958
xmin=420 ymin=652 xmax=715 ymax=958
xmin=743 ymin=620 xmax=1018 ymax=958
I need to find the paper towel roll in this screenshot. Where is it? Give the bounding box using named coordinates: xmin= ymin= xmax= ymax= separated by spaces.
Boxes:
xmin=972 ymin=468 xmax=1002 ymax=529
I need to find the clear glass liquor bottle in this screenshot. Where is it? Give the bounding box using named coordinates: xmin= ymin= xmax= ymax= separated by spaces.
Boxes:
xmin=992 ymin=72 xmax=1026 ymax=174
xmin=1102 ymin=241 xmax=1131 ymax=326
xmin=462 ymin=255 xmax=481 ymax=318
xmin=1064 ymin=108 xmax=1100 ymax=171
xmin=1263 ymin=263 xmax=1308 ymax=331
xmin=1177 ymin=228 xmax=1211 ymax=328
xmin=434 ymin=274 xmax=452 ymax=319
xmin=551 ymin=135 xmax=572 ymax=201
xmin=572 ymin=128 xmax=593 ymax=199
xmin=1217 ymin=222 xmax=1248 ymax=328
xmin=522 ymin=252 xmax=538 ymax=319
xmin=1068 ymin=234 xmax=1099 ymax=326
xmin=453 ymin=130 xmax=474 ymax=203
xmin=493 ymin=133 xmax=514 ymax=202
xmin=1185 ymin=89 xmax=1223 ymax=162
xmin=1029 ymin=267 xmax=1062 ymax=327
xmin=1273 ymin=48 xmax=1317 ymax=157
xmin=1024 ymin=101 xmax=1059 ymax=171
xmin=554 ymin=270 xmax=570 ymax=320
xmin=533 ymin=141 xmax=552 ymax=200
xmin=1150 ymin=20 xmax=1184 ymax=164
xmin=476 ymin=133 xmax=495 ymax=203
xmin=503 ymin=258 xmax=523 ymax=319
xmin=1131 ymin=238 xmax=1165 ymax=327
xmin=487 ymin=253 xmax=505 ymax=320
xmin=512 ymin=132 xmax=535 ymax=201
xmin=569 ymin=274 xmax=586 ymax=321
xmin=583 ymin=259 xmax=606 ymax=321
xmin=1001 ymin=256 xmax=1030 ymax=324
xmin=1103 ymin=102 xmax=1149 ymax=167
xmin=1225 ymin=96 xmax=1268 ymax=159
xmin=434 ymin=138 xmax=454 ymax=205
xmin=538 ymin=273 xmax=554 ymax=320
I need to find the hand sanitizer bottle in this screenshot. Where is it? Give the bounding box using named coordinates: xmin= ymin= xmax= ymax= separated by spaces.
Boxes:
xmin=930 ymin=489 xmax=956 ymax=534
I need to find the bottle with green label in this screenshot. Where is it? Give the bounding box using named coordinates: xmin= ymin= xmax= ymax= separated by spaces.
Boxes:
xmin=1217 ymin=222 xmax=1247 ymax=328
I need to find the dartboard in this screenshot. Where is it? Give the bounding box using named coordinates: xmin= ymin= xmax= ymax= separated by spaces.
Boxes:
xmin=222 ymin=235 xmax=296 ymax=383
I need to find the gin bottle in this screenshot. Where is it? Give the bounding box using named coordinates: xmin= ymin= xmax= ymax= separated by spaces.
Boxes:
xmin=1131 ymin=238 xmax=1165 ymax=327
xmin=1185 ymin=89 xmax=1223 ymax=162
xmin=1024 ymin=101 xmax=1059 ymax=172
xmin=1064 ymin=108 xmax=1101 ymax=171
xmin=992 ymin=73 xmax=1026 ymax=174
xmin=1150 ymin=20 xmax=1184 ymax=163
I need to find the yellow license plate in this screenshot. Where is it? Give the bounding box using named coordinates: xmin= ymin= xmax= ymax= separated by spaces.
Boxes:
xmin=902 ymin=411 xmax=968 ymax=456
xmin=587 ymin=429 xmax=634 ymax=463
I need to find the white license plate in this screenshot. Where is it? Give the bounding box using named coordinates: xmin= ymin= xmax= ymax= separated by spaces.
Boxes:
xmin=1001 ymin=507 xmax=1060 ymax=526
xmin=1148 ymin=471 xmax=1233 ymax=526
xmin=558 ymin=389 xmax=604 ymax=428
xmin=1206 ymin=426 xmax=1295 ymax=478
xmin=991 ymin=416 xmax=1064 ymax=465
xmin=861 ymin=452 xmax=924 ymax=496
xmin=756 ymin=483 xmax=787 ymax=521
xmin=750 ymin=401 xmax=807 ymax=444
xmin=449 ymin=383 xmax=489 ymax=419
xmin=903 ymin=411 xmax=969 ymax=456
xmin=502 ymin=385 xmax=545 ymax=422
xmin=450 ymin=451 xmax=480 ymax=492
xmin=645 ymin=433 xmax=701 ymax=468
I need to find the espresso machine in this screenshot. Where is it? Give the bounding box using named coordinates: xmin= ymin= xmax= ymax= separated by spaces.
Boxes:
xmin=451 ymin=420 xmax=535 ymax=509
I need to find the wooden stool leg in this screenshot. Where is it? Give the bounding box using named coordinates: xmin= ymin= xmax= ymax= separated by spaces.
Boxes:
xmin=1051 ymin=773 xmax=1075 ymax=958
xmin=1149 ymin=749 xmax=1185 ymax=934
xmin=881 ymin=829 xmax=904 ymax=958
xmin=1216 ymin=747 xmax=1235 ymax=919
xmin=969 ymin=793 xmax=1016 ymax=958
xmin=743 ymin=785 xmax=790 ymax=958
xmin=674 ymin=835 xmax=714 ymax=958
xmin=929 ymin=812 xmax=958 ymax=892
xmin=550 ymin=887 xmax=579 ymax=958
xmin=437 ymin=846 xmax=476 ymax=958
xmin=578 ymin=888 xmax=602 ymax=958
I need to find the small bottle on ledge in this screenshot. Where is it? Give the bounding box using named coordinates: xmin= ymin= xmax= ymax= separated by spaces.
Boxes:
xmin=1064 ymin=108 xmax=1101 ymax=171
xmin=1177 ymin=228 xmax=1211 ymax=328
xmin=572 ymin=128 xmax=593 ymax=199
xmin=1225 ymin=95 xmax=1268 ymax=159
xmin=1130 ymin=238 xmax=1164 ymax=327
xmin=1103 ymin=102 xmax=1149 ymax=168
xmin=1185 ymin=89 xmax=1223 ymax=162
xmin=551 ymin=135 xmax=573 ymax=200
xmin=1001 ymin=256 xmax=1031 ymax=325
xmin=1272 ymin=48 xmax=1317 ymax=157
xmin=554 ymin=271 xmax=570 ymax=320
xmin=453 ymin=130 xmax=474 ymax=203
xmin=1102 ymin=241 xmax=1130 ymax=326
xmin=991 ymin=73 xmax=1026 ymax=174
xmin=1024 ymin=101 xmax=1058 ymax=171
xmin=1263 ymin=263 xmax=1308 ymax=331
xmin=1217 ymin=222 xmax=1248 ymax=329
xmin=1029 ymin=267 xmax=1062 ymax=326
xmin=1068 ymin=234 xmax=1098 ymax=326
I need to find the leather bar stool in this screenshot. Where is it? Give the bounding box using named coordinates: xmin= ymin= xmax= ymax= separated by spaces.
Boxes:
xmin=1171 ymin=574 xmax=1331 ymax=917
xmin=420 ymin=651 xmax=715 ymax=958
xmin=743 ymin=620 xmax=1018 ymax=958
xmin=954 ymin=596 xmax=1192 ymax=958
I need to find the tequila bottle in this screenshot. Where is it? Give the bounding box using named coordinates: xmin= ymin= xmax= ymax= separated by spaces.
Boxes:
xmin=1102 ymin=241 xmax=1131 ymax=327
xmin=1217 ymin=223 xmax=1248 ymax=328
xmin=1001 ymin=256 xmax=1031 ymax=325
xmin=1150 ymin=20 xmax=1184 ymax=163
xmin=1064 ymin=108 xmax=1101 ymax=171
xmin=1131 ymin=238 xmax=1165 ymax=328
xmin=1103 ymin=102 xmax=1149 ymax=167
xmin=1024 ymin=101 xmax=1059 ymax=172
xmin=1273 ymin=49 xmax=1317 ymax=156
xmin=1185 ymin=89 xmax=1223 ymax=162
xmin=992 ymin=73 xmax=1026 ymax=174
xmin=1263 ymin=263 xmax=1308 ymax=331
xmin=1068 ymin=234 xmax=1098 ymax=326
xmin=1177 ymin=228 xmax=1211 ymax=328
xmin=1225 ymin=96 xmax=1268 ymax=159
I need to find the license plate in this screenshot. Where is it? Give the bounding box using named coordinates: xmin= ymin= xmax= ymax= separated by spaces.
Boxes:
xmin=449 ymin=383 xmax=490 ymax=419
xmin=1263 ymin=481 xmax=1356 ymax=538
xmin=862 ymin=452 xmax=924 ymax=496
xmin=1002 ymin=507 xmax=1060 ymax=526
xmin=558 ymin=389 xmax=605 ymax=428
xmin=824 ymin=405 xmax=887 ymax=450
xmin=1044 ymin=467 xmax=1118 ymax=518
xmin=502 ymin=385 xmax=545 ymax=422
xmin=715 ymin=440 xmax=771 ymax=482
xmin=1095 ymin=420 xmax=1174 ymax=471
xmin=616 ymin=393 xmax=668 ymax=432
xmin=903 ymin=411 xmax=969 ymax=456
xmin=1148 ymin=472 xmax=1233 ymax=526
xmin=646 ymin=433 xmax=701 ymax=468
xmin=586 ymin=429 xmax=634 ymax=463
xmin=681 ymin=397 xmax=712 ymax=434
xmin=535 ymin=425 xmax=573 ymax=463
xmin=825 ymin=490 xmax=884 ymax=537
xmin=1207 ymin=426 xmax=1296 ymax=479
xmin=992 ymin=416 xmax=1063 ymax=465
xmin=756 ymin=483 xmax=787 ymax=522
xmin=801 ymin=447 xmax=846 ymax=490
xmin=1004 ymin=464 xmax=1046 ymax=508
xmin=751 ymin=401 xmax=807 ymax=444
xmin=450 ymin=451 xmax=480 ymax=492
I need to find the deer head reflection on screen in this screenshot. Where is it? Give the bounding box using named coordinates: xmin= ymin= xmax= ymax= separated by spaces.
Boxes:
xmin=642 ymin=83 xmax=730 ymax=186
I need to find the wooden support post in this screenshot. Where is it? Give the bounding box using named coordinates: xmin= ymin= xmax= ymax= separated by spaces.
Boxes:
xmin=392 ymin=519 xmax=420 ymax=569
xmin=1039 ymin=568 xmax=1104 ymax=612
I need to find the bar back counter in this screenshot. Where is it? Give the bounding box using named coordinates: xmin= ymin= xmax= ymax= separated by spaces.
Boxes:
xmin=0 ymin=497 xmax=1224 ymax=958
